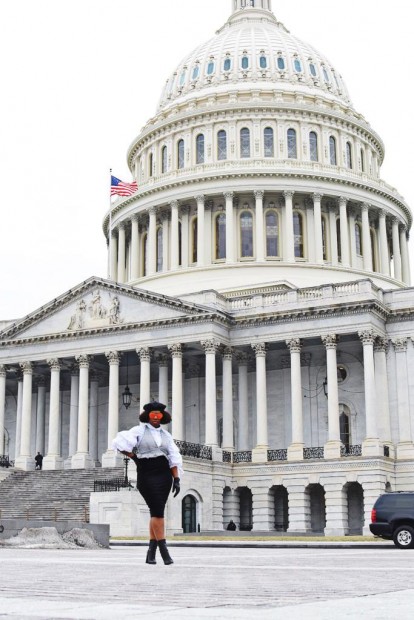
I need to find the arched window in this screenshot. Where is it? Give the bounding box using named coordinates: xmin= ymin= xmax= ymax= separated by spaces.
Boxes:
xmin=294 ymin=58 xmax=302 ymax=72
xmin=142 ymin=233 xmax=148 ymax=276
xmin=346 ymin=142 xmax=353 ymax=169
xmin=177 ymin=139 xmax=185 ymax=169
xmin=156 ymin=227 xmax=163 ymax=272
xmin=259 ymin=55 xmax=267 ymax=69
xmin=240 ymin=128 xmax=250 ymax=158
xmin=217 ymin=130 xmax=227 ymax=160
xmin=287 ymin=128 xmax=297 ymax=159
xmin=329 ymin=136 xmax=337 ymax=165
xmin=207 ymin=60 xmax=215 ymax=75
xmin=182 ymin=495 xmax=197 ymax=533
xmin=322 ymin=66 xmax=330 ymax=83
xmin=240 ymin=211 xmax=253 ymax=258
xmin=266 ymin=210 xmax=279 ymax=257
xmin=196 ymin=134 xmax=205 ymax=164
xmin=322 ymin=216 xmax=328 ymax=260
xmin=162 ymin=146 xmax=168 ymax=173
xmin=293 ymin=212 xmax=304 ymax=258
xmin=309 ymin=62 xmax=317 ymax=77
xmin=215 ymin=213 xmax=226 ymax=260
xmin=360 ymin=148 xmax=365 ymax=172
xmin=355 ymin=222 xmax=362 ymax=255
xmin=340 ymin=409 xmax=350 ymax=452
xmin=264 ymin=127 xmax=274 ymax=157
xmin=223 ymin=57 xmax=231 ymax=71
xmin=277 ymin=56 xmax=285 ymax=70
xmin=241 ymin=56 xmax=249 ymax=70
xmin=179 ymin=70 xmax=186 ymax=87
xmin=309 ymin=131 xmax=318 ymax=162
xmin=336 ymin=218 xmax=342 ymax=262
xmin=191 ymin=217 xmax=198 ymax=263
xmin=149 ymin=153 xmax=153 ymax=178
xmin=192 ymin=64 xmax=200 ymax=80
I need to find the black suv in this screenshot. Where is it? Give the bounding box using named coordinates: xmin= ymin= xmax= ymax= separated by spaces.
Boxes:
xmin=370 ymin=492 xmax=414 ymax=549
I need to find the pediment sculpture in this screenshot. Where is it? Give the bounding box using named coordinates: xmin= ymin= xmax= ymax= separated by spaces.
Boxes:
xmin=67 ymin=290 xmax=122 ymax=330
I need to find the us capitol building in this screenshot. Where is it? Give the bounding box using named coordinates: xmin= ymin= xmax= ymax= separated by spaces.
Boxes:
xmin=1 ymin=0 xmax=413 ymax=536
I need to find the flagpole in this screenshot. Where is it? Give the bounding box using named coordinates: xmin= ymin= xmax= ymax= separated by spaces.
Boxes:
xmin=108 ymin=168 xmax=112 ymax=280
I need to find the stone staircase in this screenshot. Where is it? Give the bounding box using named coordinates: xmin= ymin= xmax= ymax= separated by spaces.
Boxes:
xmin=0 ymin=467 xmax=124 ymax=522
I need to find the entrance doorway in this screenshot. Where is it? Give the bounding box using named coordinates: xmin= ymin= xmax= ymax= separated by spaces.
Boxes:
xmin=182 ymin=494 xmax=197 ymax=533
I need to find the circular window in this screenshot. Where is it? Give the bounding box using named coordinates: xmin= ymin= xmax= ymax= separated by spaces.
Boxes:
xmin=337 ymin=365 xmax=347 ymax=382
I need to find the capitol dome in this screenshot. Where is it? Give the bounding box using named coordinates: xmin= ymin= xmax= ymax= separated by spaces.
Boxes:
xmin=158 ymin=1 xmax=352 ymax=112
xmin=105 ymin=0 xmax=411 ymax=298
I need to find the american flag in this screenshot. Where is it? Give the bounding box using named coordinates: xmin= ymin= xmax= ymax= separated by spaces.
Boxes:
xmin=110 ymin=175 xmax=138 ymax=197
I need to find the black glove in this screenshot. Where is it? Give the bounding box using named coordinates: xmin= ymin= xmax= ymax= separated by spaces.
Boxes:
xmin=172 ymin=477 xmax=180 ymax=497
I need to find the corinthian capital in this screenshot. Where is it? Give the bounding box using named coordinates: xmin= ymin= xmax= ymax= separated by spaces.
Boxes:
xmin=222 ymin=347 xmax=233 ymax=361
xmin=373 ymin=337 xmax=389 ymax=354
xmin=195 ymin=194 xmax=205 ymax=204
xmin=75 ymin=354 xmax=92 ymax=368
xmin=137 ymin=347 xmax=151 ymax=362
xmin=201 ymin=339 xmax=220 ymax=354
xmin=358 ymin=329 xmax=376 ymax=345
xmin=392 ymin=337 xmax=408 ymax=352
xmin=251 ymin=342 xmax=267 ymax=357
xmin=105 ymin=351 xmax=121 ymax=365
xmin=321 ymin=334 xmax=337 ymax=349
xmin=20 ymin=361 xmax=33 ymax=375
xmin=47 ymin=358 xmax=61 ymax=371
xmin=254 ymin=190 xmax=264 ymax=200
xmin=286 ymin=338 xmax=301 ymax=353
xmin=168 ymin=343 xmax=183 ymax=358
xmin=223 ymin=191 xmax=234 ymax=201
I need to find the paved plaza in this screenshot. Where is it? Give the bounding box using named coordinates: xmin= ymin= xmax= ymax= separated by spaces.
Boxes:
xmin=0 ymin=543 xmax=414 ymax=619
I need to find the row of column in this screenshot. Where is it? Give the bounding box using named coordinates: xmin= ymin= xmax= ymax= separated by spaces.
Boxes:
xmin=1 ymin=332 xmax=413 ymax=468
xmin=109 ymin=192 xmax=411 ymax=284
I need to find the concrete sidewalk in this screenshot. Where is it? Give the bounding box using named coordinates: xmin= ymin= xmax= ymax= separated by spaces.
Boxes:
xmin=0 ymin=544 xmax=413 ymax=619
xmin=111 ymin=537 xmax=394 ymax=549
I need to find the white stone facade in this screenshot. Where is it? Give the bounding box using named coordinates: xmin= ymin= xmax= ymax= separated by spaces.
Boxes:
xmin=1 ymin=1 xmax=414 ymax=536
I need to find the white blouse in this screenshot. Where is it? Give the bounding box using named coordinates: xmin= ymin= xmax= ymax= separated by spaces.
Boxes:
xmin=112 ymin=423 xmax=183 ymax=476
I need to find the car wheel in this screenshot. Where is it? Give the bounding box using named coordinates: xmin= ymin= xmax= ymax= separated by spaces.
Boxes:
xmin=393 ymin=525 xmax=414 ymax=549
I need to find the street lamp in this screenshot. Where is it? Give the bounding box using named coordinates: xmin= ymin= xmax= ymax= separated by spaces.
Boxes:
xmin=122 ymin=353 xmax=132 ymax=409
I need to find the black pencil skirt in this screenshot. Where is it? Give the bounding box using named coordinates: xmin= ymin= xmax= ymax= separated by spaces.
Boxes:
xmin=136 ymin=455 xmax=172 ymax=518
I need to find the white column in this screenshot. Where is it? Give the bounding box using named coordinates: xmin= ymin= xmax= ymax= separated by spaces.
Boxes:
xmin=196 ymin=194 xmax=205 ymax=267
xmin=254 ymin=190 xmax=265 ymax=262
xmin=286 ymin=339 xmax=304 ymax=461
xmin=237 ymin=353 xmax=249 ymax=451
xmin=130 ymin=215 xmax=139 ymax=280
xmin=283 ymin=191 xmax=295 ymax=262
xmin=161 ymin=212 xmax=170 ymax=271
xmin=348 ymin=208 xmax=357 ymax=268
xmin=222 ymin=348 xmax=234 ymax=451
xmin=251 ymin=342 xmax=268 ymax=462
xmin=170 ymin=200 xmax=179 ymax=270
xmin=202 ymin=339 xmax=219 ymax=447
xmin=148 ymin=206 xmax=157 ymax=275
xmin=110 ymin=232 xmax=118 ymax=281
xmin=15 ymin=376 xmax=23 ymax=460
xmin=378 ymin=210 xmax=390 ymax=276
xmin=35 ymin=378 xmax=46 ymax=456
xmin=66 ymin=366 xmax=79 ymax=464
xmin=138 ymin=347 xmax=151 ymax=411
xmin=117 ymin=223 xmax=126 ymax=283
xmin=392 ymin=218 xmax=402 ymax=281
xmin=14 ymin=362 xmax=33 ymax=470
xmin=393 ymin=338 xmax=414 ymax=459
xmin=322 ymin=335 xmax=341 ymax=459
xmin=168 ymin=344 xmax=183 ymax=440
xmin=361 ymin=204 xmax=373 ymax=271
xmin=313 ymin=193 xmax=324 ymax=264
xmin=0 ymin=366 xmax=6 ymax=456
xmin=43 ymin=359 xmax=63 ymax=470
xmin=328 ymin=205 xmax=338 ymax=265
xmin=180 ymin=206 xmax=189 ymax=269
xmin=306 ymin=200 xmax=315 ymax=263
xmin=339 ymin=196 xmax=350 ymax=267
xmin=72 ymin=355 xmax=94 ymax=469
xmin=400 ymin=226 xmax=411 ymax=285
xmin=89 ymin=374 xmax=99 ymax=464
xmin=374 ymin=338 xmax=392 ymax=449
xmin=224 ymin=192 xmax=235 ymax=263
xmin=359 ymin=330 xmax=381 ymax=456
xmin=157 ymin=355 xmax=169 ymax=407
xmin=102 ymin=351 xmax=123 ymax=467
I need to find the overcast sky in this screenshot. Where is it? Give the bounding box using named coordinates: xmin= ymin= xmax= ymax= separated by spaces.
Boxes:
xmin=1 ymin=0 xmax=413 ymax=320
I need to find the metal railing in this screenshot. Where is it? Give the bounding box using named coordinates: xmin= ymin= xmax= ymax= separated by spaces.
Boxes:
xmin=340 ymin=444 xmax=362 ymax=457
xmin=303 ymin=447 xmax=324 ymax=460
xmin=0 ymin=455 xmax=13 ymax=468
xmin=93 ymin=478 xmax=133 ymax=493
xmin=232 ymin=451 xmax=252 ymax=463
xmin=267 ymin=449 xmax=288 ymax=462
xmin=174 ymin=440 xmax=212 ymax=460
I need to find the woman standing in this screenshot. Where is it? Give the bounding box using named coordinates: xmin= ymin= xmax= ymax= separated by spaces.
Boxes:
xmin=112 ymin=401 xmax=182 ymax=565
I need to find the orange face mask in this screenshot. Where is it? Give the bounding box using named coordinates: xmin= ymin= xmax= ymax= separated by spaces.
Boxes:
xmin=149 ymin=411 xmax=163 ymax=423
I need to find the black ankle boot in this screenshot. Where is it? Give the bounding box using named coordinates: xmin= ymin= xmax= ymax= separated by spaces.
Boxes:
xmin=145 ymin=539 xmax=157 ymax=565
xmin=158 ymin=539 xmax=174 ymax=565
